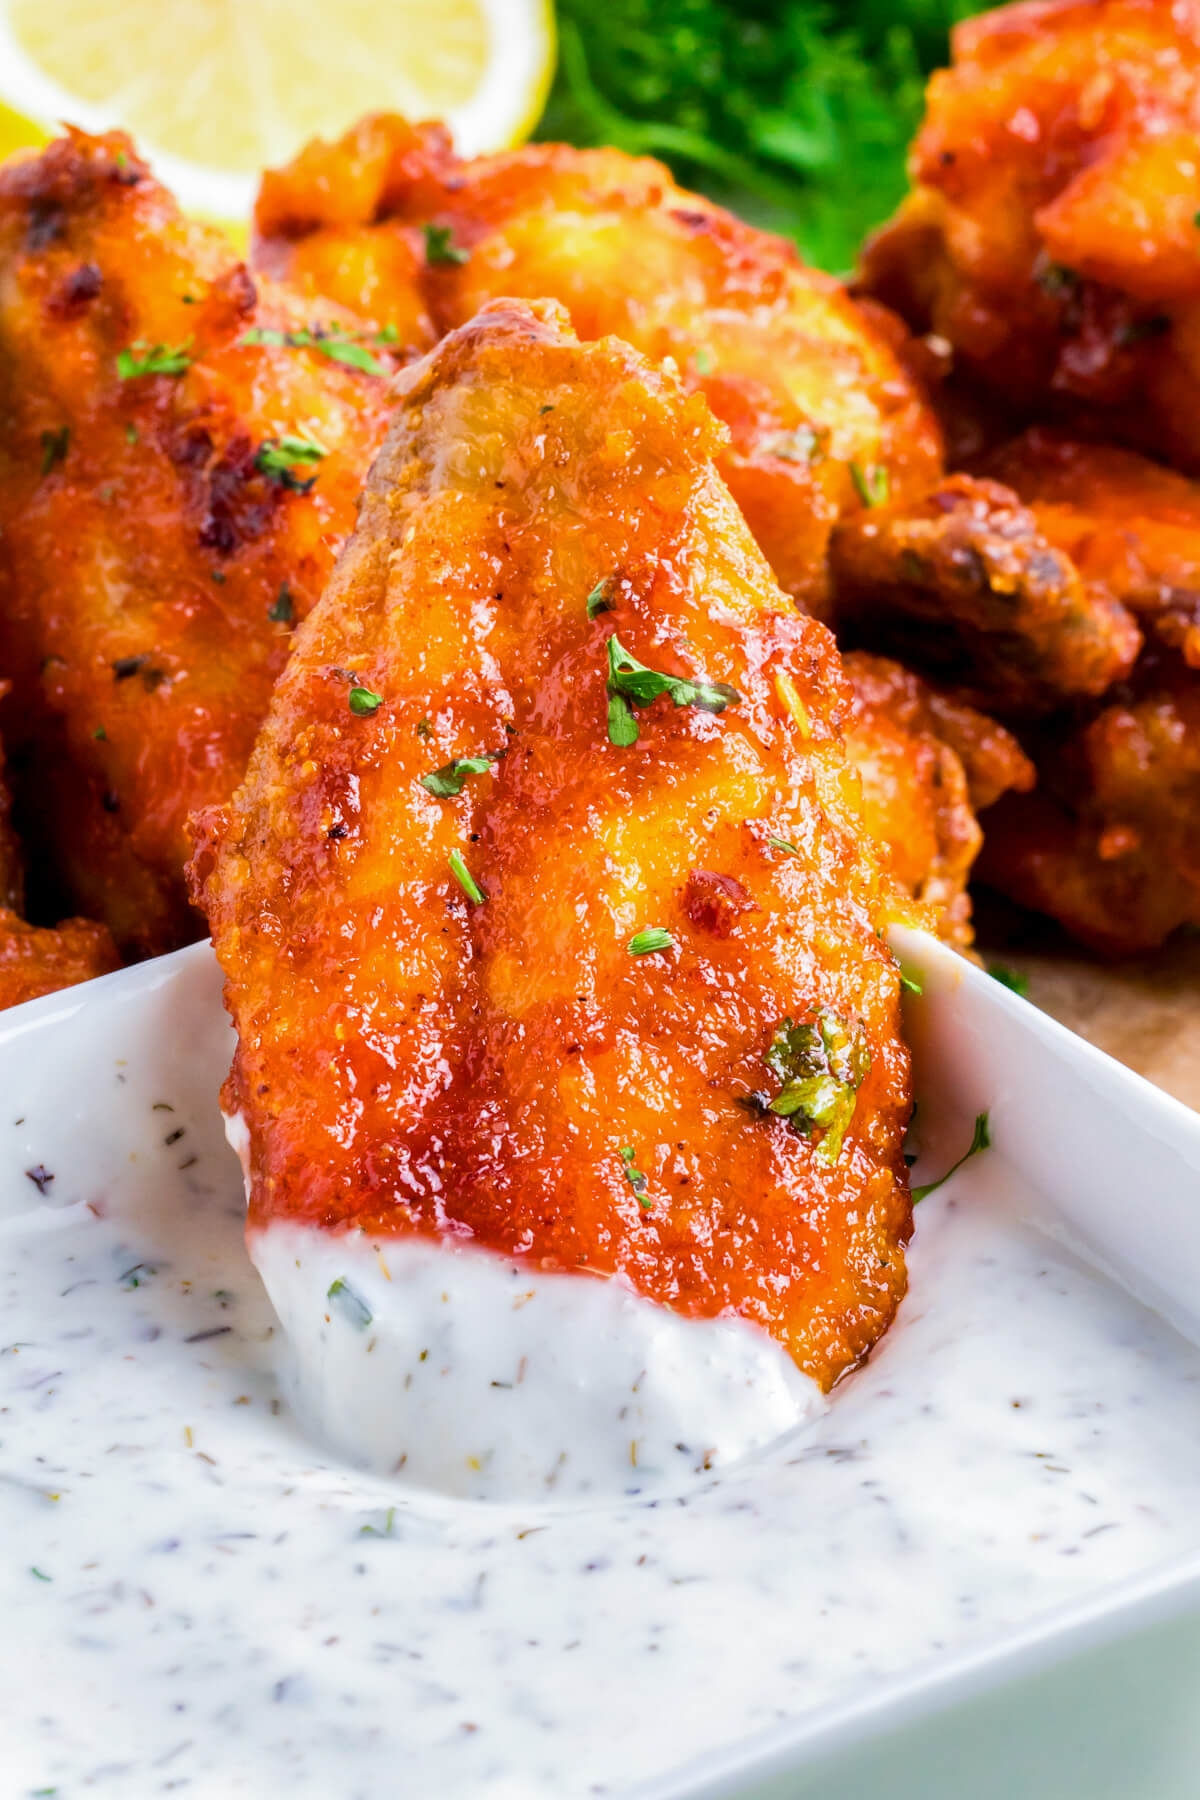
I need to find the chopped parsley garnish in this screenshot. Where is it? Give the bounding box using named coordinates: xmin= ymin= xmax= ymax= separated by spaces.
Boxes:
xmin=416 ymin=716 xmax=432 ymax=739
xmin=761 ymin=1009 xmax=871 ymax=1165
xmin=30 ymin=1566 xmax=51 ymax=1581
xmin=693 ymin=347 xmax=714 ymax=374
xmin=422 ymin=222 xmax=469 ymax=265
xmin=849 ymin=460 xmax=890 ymax=507
xmin=268 ymin=583 xmax=294 ymax=624
xmin=239 ymin=323 xmax=397 ymax=378
xmin=360 ymin=1506 xmax=396 ymax=1537
xmin=449 ymin=849 xmax=486 ymax=904
xmin=586 ymin=577 xmax=615 ymax=618
xmin=912 ymin=1111 xmax=991 ymax=1203
xmin=125 ymin=422 xmax=139 ymax=444
xmin=761 ymin=424 xmax=826 ymax=464
xmin=628 ymin=927 xmax=674 ymax=955
xmin=39 ymin=426 xmax=69 ymax=474
xmin=116 ymin=337 xmax=193 ymax=378
xmin=618 ymin=1144 xmax=651 ymax=1209
xmin=420 ymin=752 xmax=503 ymax=797
xmin=255 ymin=432 xmax=329 ymax=492
xmin=767 ymin=834 xmax=799 ymax=855
xmin=327 ymin=1276 xmax=373 ymax=1330
xmin=93 ymin=725 xmax=107 ymax=741
xmin=988 ymin=963 xmax=1030 ymax=998
xmin=605 ymin=632 xmax=742 ymax=746
xmin=348 ymin=685 xmax=384 ymax=716
xmin=899 ymin=971 xmax=922 ymax=996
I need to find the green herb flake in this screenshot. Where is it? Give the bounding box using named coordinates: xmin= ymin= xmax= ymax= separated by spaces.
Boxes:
xmin=39 ymin=426 xmax=69 ymax=475
xmin=422 ymin=222 xmax=470 ymax=266
xmin=449 ymin=849 xmax=486 ymax=904
xmin=988 ymin=963 xmax=1030 ymax=998
xmin=420 ymin=752 xmax=503 ymax=798
xmin=327 ymin=1276 xmax=373 ymax=1330
xmin=761 ymin=1009 xmax=871 ymax=1165
xmin=348 ymin=685 xmax=384 ymax=716
xmin=360 ymin=1506 xmax=397 ymax=1537
xmin=268 ymin=583 xmax=294 ymax=624
xmin=605 ymin=632 xmax=742 ymax=746
xmin=93 ymin=725 xmax=107 ymax=741
xmin=767 ymin=834 xmax=799 ymax=855
xmin=899 ymin=971 xmax=922 ymax=996
xmin=628 ymin=927 xmax=674 ymax=955
xmin=849 ymin=460 xmax=890 ymax=508
xmin=586 ymin=576 xmax=616 ymax=619
xmin=912 ymin=1111 xmax=991 ymax=1203
xmin=239 ymin=323 xmax=395 ymax=378
xmin=30 ymin=1566 xmax=51 ymax=1581
xmin=116 ymin=337 xmax=193 ymax=379
xmin=124 ymin=422 xmax=139 ymax=444
xmin=618 ymin=1144 xmax=651 ymax=1210
xmin=693 ymin=347 xmax=714 ymax=375
xmin=255 ymin=432 xmax=329 ymax=491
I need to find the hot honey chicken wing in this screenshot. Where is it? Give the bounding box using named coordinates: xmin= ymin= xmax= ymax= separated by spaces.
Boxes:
xmin=0 ymin=129 xmax=399 ymax=955
xmin=190 ymin=299 xmax=916 ymax=1395
xmin=829 ymin=472 xmax=1141 ymax=714
xmin=860 ymin=0 xmax=1200 ymax=470
xmin=841 ymin=652 xmax=1034 ymax=948
xmin=253 ymin=115 xmax=943 ymax=614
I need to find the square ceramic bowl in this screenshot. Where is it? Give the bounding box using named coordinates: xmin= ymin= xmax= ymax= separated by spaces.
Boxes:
xmin=2 ymin=927 xmax=1199 ymax=1799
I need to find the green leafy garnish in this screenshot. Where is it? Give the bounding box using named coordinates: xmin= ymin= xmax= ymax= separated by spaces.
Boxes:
xmin=449 ymin=849 xmax=486 ymax=904
xmin=586 ymin=577 xmax=616 ymax=619
xmin=899 ymin=971 xmax=922 ymax=996
xmin=39 ymin=426 xmax=69 ymax=474
xmin=912 ymin=1111 xmax=991 ymax=1202
xmin=849 ymin=460 xmax=890 ymax=507
xmin=30 ymin=1566 xmax=51 ymax=1581
xmin=422 ymin=223 xmax=469 ymax=266
xmin=125 ymin=422 xmax=139 ymax=444
xmin=628 ymin=927 xmax=674 ymax=955
xmin=420 ymin=752 xmax=503 ymax=797
xmin=693 ymin=347 xmax=714 ymax=375
xmin=255 ymin=432 xmax=329 ymax=491
xmin=761 ymin=1008 xmax=871 ymax=1165
xmin=605 ymin=632 xmax=741 ymax=746
xmin=327 ymin=1277 xmax=372 ymax=1330
xmin=93 ymin=725 xmax=107 ymax=741
xmin=767 ymin=834 xmax=799 ymax=855
xmin=988 ymin=964 xmax=1030 ymax=998
xmin=116 ymin=337 xmax=193 ymax=378
xmin=348 ymin=685 xmax=384 ymax=716
xmin=360 ymin=1506 xmax=397 ymax=1537
xmin=618 ymin=1144 xmax=651 ymax=1210
xmin=268 ymin=583 xmax=294 ymax=624
xmin=239 ymin=323 xmax=396 ymax=378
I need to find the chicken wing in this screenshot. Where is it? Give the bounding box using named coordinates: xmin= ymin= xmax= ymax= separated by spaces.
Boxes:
xmin=860 ymin=0 xmax=1200 ymax=470
xmin=0 ymin=130 xmax=399 ymax=954
xmin=254 ymin=114 xmax=943 ymax=614
xmin=190 ymin=298 xmax=915 ymax=1391
xmin=842 ymin=651 xmax=1034 ymax=948
xmin=829 ymin=472 xmax=1141 ymax=714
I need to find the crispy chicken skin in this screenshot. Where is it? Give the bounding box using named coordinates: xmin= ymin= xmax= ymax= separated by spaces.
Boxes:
xmin=842 ymin=652 xmax=1034 ymax=947
xmin=254 ymin=114 xmax=943 ymax=613
xmin=829 ymin=472 xmax=1142 ymax=713
xmin=979 ymin=683 xmax=1200 ymax=953
xmin=860 ymin=0 xmax=1200 ymax=469
xmin=0 ymin=129 xmax=397 ymax=954
xmin=982 ymin=428 xmax=1200 ymax=665
xmin=190 ymin=299 xmax=916 ymax=1390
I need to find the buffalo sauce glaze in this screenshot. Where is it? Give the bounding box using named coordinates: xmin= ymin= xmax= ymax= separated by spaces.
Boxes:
xmin=190 ymin=299 xmax=914 ymax=1435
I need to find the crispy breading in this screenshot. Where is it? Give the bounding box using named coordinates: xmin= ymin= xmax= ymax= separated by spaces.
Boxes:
xmin=860 ymin=0 xmax=1200 ymax=470
xmin=981 ymin=428 xmax=1200 ymax=665
xmin=842 ymin=651 xmax=1034 ymax=948
xmin=0 ymin=129 xmax=397 ymax=954
xmin=190 ymin=299 xmax=915 ymax=1390
xmin=829 ymin=472 xmax=1142 ymax=713
xmin=254 ymin=115 xmax=943 ymax=614
xmin=0 ymin=909 xmax=120 ymax=1010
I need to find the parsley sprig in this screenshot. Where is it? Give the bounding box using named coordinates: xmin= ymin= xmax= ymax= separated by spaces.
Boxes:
xmin=117 ymin=338 xmax=193 ymax=379
xmin=420 ymin=752 xmax=504 ymax=798
xmin=628 ymin=927 xmax=674 ymax=955
xmin=757 ymin=1009 xmax=871 ymax=1165
xmin=240 ymin=323 xmax=398 ymax=378
xmin=422 ymin=223 xmax=469 ymax=265
xmin=912 ymin=1112 xmax=991 ymax=1202
xmin=619 ymin=1145 xmax=652 ymax=1210
xmin=255 ymin=432 xmax=329 ymax=492
xmin=605 ymin=633 xmax=742 ymax=746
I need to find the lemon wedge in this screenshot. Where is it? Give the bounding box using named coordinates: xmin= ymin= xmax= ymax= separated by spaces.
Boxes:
xmin=0 ymin=0 xmax=554 ymax=217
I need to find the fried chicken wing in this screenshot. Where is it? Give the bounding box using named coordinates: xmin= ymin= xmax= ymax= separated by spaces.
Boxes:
xmin=254 ymin=115 xmax=943 ymax=614
xmin=979 ymin=682 xmax=1200 ymax=953
xmin=861 ymin=0 xmax=1200 ymax=469
xmin=982 ymin=428 xmax=1200 ymax=664
xmin=0 ymin=130 xmax=398 ymax=954
xmin=829 ymin=472 xmax=1141 ymax=713
xmin=0 ymin=685 xmax=21 ymax=911
xmin=842 ymin=651 xmax=1034 ymax=947
xmin=190 ymin=299 xmax=915 ymax=1391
